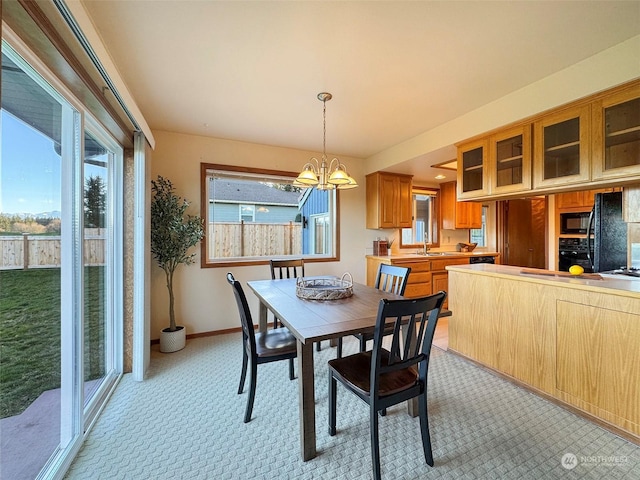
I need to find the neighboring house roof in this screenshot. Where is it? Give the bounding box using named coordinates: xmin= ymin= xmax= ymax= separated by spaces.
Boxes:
xmin=211 ymin=178 xmax=302 ymax=206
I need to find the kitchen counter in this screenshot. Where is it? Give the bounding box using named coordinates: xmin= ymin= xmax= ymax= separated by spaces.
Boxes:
xmin=367 ymin=251 xmax=500 ymax=261
xmin=447 ymin=263 xmax=640 ymax=443
xmin=446 ymin=263 xmax=640 ymax=297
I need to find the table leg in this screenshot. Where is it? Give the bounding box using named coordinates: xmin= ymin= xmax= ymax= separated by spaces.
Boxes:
xmin=297 ymin=340 xmax=316 ymax=461
xmin=257 ymin=302 xmax=268 ymax=333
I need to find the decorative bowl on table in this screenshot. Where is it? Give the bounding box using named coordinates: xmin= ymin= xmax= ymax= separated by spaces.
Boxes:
xmin=296 ymin=273 xmax=353 ymax=300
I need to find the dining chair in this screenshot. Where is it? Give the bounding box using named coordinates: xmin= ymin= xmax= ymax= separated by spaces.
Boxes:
xmin=269 ymin=258 xmax=322 ymax=352
xmin=328 ymin=291 xmax=447 ymax=480
xmin=227 ymin=272 xmax=297 ymax=423
xmin=336 ymin=264 xmax=411 ymax=357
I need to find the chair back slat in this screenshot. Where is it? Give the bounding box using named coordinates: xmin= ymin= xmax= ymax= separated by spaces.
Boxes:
xmin=374 ymin=264 xmax=411 ymax=295
xmin=372 ymin=292 xmax=446 ymax=382
xmin=270 ymin=259 xmax=305 ymax=280
xmin=227 ymin=273 xmax=256 ymax=356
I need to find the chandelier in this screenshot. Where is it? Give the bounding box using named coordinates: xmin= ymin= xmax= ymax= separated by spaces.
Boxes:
xmin=295 ymin=92 xmax=358 ymax=190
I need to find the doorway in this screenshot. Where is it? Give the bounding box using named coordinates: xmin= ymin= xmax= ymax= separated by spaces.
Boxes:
xmin=498 ymin=198 xmax=547 ymax=269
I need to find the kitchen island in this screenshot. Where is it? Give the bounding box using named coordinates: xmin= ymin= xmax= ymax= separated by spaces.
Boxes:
xmin=447 ymin=263 xmax=640 ymax=443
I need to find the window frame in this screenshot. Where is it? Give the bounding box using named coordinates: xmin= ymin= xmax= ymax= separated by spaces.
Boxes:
xmin=399 ymin=186 xmax=441 ymax=249
xmin=200 ymin=163 xmax=340 ymax=267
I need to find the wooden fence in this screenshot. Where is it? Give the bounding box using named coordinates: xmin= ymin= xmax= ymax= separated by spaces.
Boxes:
xmin=1 ymin=223 xmax=301 ymax=268
xmin=210 ymin=221 xmax=302 ymax=258
xmin=0 ymin=231 xmax=105 ymax=270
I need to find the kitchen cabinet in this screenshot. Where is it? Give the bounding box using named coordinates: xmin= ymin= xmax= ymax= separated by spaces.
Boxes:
xmin=591 ymin=82 xmax=640 ymax=181
xmin=366 ymin=172 xmax=413 ymax=229
xmin=455 ymin=80 xmax=640 ymax=201
xmin=441 ymin=181 xmax=482 ymax=229
xmin=533 ymin=104 xmax=591 ymax=189
xmin=489 ymin=125 xmax=532 ymax=195
xmin=457 ymin=138 xmax=489 ymax=199
xmin=555 ymin=188 xmax=618 ymax=210
xmin=366 ymin=254 xmax=478 ymax=310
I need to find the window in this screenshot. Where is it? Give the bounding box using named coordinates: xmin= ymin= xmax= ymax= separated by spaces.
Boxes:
xmin=399 ymin=187 xmax=440 ymax=247
xmin=201 ymin=164 xmax=339 ymax=266
xmin=470 ymin=205 xmax=488 ymax=247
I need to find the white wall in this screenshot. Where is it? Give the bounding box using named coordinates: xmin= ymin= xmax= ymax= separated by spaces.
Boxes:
xmin=149 ymin=130 xmax=382 ymax=338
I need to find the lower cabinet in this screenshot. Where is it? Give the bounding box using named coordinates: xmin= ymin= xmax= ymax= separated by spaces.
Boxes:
xmin=366 ymin=255 xmax=472 ymax=309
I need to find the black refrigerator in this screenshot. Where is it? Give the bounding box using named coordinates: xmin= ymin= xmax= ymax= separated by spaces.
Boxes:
xmin=587 ymin=191 xmax=628 ymax=272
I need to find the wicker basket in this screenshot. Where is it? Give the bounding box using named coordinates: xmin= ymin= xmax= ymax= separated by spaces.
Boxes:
xmin=296 ymin=273 xmax=353 ymax=301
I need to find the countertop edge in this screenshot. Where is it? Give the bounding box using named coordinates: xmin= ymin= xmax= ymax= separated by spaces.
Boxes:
xmin=446 ymin=264 xmax=640 ymax=297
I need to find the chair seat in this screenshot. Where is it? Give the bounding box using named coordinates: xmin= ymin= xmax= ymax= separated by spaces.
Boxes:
xmin=328 ymin=349 xmax=418 ymax=397
xmin=255 ymin=329 xmax=297 ymax=357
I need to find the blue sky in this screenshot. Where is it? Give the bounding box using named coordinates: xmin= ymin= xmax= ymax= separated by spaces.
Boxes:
xmin=1 ymin=110 xmax=61 ymax=215
xmin=1 ymin=110 xmax=105 ymax=216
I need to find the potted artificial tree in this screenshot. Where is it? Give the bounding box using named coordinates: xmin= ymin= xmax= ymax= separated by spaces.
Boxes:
xmin=150 ymin=175 xmax=204 ymax=352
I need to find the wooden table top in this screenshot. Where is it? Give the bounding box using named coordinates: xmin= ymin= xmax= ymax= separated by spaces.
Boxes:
xmin=247 ymin=278 xmax=404 ymax=344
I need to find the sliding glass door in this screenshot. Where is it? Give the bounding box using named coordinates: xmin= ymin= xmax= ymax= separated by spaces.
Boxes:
xmin=1 ymin=41 xmax=123 ymax=480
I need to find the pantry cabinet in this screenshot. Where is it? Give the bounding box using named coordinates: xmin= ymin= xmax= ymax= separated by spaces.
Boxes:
xmin=366 ymin=172 xmax=413 ymax=229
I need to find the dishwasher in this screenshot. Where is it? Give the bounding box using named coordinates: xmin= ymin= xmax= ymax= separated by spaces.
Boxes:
xmin=469 ymin=256 xmax=496 ymax=264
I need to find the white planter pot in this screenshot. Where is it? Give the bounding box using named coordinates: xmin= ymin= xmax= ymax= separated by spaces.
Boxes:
xmin=160 ymin=326 xmax=186 ymax=353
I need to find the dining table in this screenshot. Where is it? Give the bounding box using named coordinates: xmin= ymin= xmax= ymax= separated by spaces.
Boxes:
xmin=246 ymin=276 xmax=405 ymax=461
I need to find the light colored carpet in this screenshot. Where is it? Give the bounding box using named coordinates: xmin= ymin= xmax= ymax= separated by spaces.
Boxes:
xmin=65 ymin=333 xmax=639 ymax=479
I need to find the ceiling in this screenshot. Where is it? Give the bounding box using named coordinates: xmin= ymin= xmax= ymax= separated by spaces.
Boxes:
xmin=80 ymin=1 xmax=640 ymax=182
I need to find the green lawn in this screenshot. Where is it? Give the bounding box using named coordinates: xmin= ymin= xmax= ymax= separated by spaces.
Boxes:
xmin=0 ymin=267 xmax=105 ymax=418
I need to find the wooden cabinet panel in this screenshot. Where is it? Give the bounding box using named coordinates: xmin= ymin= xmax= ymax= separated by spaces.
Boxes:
xmin=623 ymin=186 xmax=640 ymax=222
xmin=557 ymin=301 xmax=640 ymax=429
xmin=533 ymin=104 xmax=591 ymax=189
xmin=441 ymin=181 xmax=482 ymax=229
xmin=457 ymin=138 xmax=489 ymax=199
xmin=366 ymin=172 xmax=413 ymax=229
xmin=488 ymin=124 xmax=532 ymax=195
xmin=448 ymin=267 xmax=640 ymax=439
xmin=592 ymin=82 xmax=640 ymax=181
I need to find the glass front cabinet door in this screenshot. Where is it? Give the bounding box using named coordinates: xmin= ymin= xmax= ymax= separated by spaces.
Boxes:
xmin=591 ymin=83 xmax=640 ymax=181
xmin=457 ymin=138 xmax=488 ymax=199
xmin=488 ymin=125 xmax=532 ymax=195
xmin=533 ymin=105 xmax=591 ymax=189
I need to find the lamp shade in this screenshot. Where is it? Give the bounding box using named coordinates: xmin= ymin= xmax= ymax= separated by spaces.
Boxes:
xmin=328 ymin=168 xmax=351 ymax=185
xmin=296 ymin=167 xmax=319 ymax=185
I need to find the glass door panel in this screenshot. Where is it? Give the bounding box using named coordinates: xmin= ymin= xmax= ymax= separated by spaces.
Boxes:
xmin=592 ymin=83 xmax=640 ymax=180
xmin=489 ymin=124 xmax=532 ymax=195
xmin=457 ymin=138 xmax=488 ymax=199
xmin=83 ymin=131 xmax=109 ymax=407
xmin=1 ymin=49 xmax=64 ymax=480
xmin=533 ymin=105 xmax=590 ymax=188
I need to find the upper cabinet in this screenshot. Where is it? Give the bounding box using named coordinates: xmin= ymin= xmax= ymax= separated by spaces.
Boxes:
xmin=591 ymin=83 xmax=640 ymax=181
xmin=489 ymin=125 xmax=532 ymax=195
xmin=533 ymin=104 xmax=591 ymax=189
xmin=456 ymin=79 xmax=640 ymax=201
xmin=457 ymin=138 xmax=488 ymax=199
xmin=441 ymin=181 xmax=482 ymax=229
xmin=366 ymin=171 xmax=413 ymax=229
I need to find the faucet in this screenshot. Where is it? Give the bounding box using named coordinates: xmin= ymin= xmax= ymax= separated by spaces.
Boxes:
xmin=423 ymin=232 xmax=432 ymax=255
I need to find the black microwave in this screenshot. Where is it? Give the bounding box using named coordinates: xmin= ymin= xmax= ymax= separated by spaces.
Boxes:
xmin=560 ymin=211 xmax=591 ymax=234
